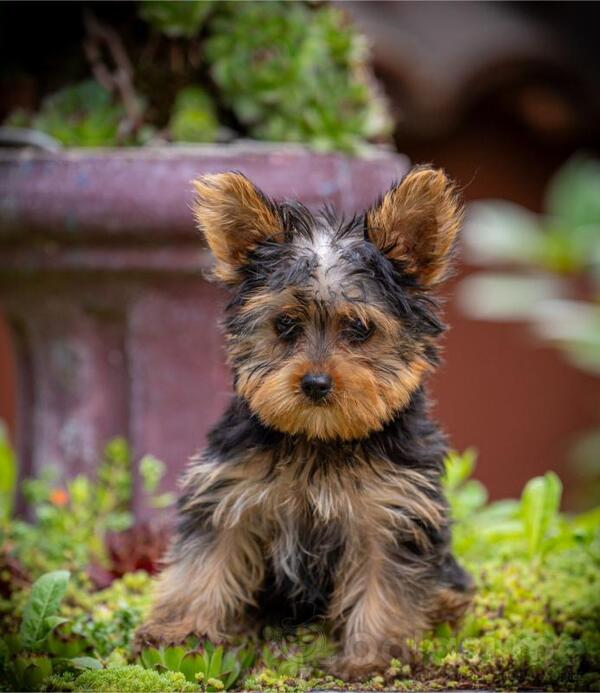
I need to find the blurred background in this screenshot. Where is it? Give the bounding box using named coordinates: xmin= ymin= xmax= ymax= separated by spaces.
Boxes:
xmin=1 ymin=1 xmax=599 ymax=512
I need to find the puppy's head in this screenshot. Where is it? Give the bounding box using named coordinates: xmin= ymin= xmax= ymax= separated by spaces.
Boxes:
xmin=193 ymin=167 xmax=462 ymax=441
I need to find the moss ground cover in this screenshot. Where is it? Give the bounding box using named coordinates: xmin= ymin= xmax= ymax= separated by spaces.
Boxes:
xmin=0 ymin=436 xmax=599 ymax=692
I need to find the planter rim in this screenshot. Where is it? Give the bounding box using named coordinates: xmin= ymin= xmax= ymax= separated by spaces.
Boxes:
xmin=0 ymin=140 xmax=402 ymax=162
xmin=0 ymin=143 xmax=409 ymax=274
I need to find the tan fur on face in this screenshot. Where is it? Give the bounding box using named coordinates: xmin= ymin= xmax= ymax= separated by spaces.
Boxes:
xmin=193 ymin=172 xmax=282 ymax=283
xmin=238 ymin=350 xmax=430 ymax=441
xmin=366 ymin=166 xmax=463 ymax=287
xmin=231 ymin=290 xmax=433 ymax=441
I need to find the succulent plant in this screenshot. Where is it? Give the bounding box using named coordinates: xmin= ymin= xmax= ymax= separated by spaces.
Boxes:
xmin=15 ymin=81 xmax=127 ymax=147
xmin=140 ymin=640 xmax=255 ymax=690
xmin=204 ymin=2 xmax=391 ymax=152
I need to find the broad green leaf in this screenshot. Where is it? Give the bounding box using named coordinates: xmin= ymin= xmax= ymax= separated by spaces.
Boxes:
xmin=45 ymin=615 xmax=69 ymax=632
xmin=451 ymin=481 xmax=488 ymax=520
xmin=209 ymin=645 xmax=223 ymax=679
xmin=223 ymin=661 xmax=242 ymax=690
xmin=19 ymin=570 xmax=70 ymax=649
xmin=185 ymin=635 xmax=200 ymax=650
xmin=238 ymin=646 xmax=255 ymax=671
xmin=572 ymin=506 xmax=600 ymax=534
xmin=204 ymin=640 xmax=215 ymax=657
xmin=180 ymin=652 xmax=206 ymax=682
xmin=140 ymin=646 xmax=164 ymax=670
xmin=163 ymin=645 xmax=186 ymax=671
xmin=521 ymin=472 xmax=562 ymax=557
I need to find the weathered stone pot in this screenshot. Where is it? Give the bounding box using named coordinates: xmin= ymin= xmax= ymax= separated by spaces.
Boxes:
xmin=0 ymin=143 xmax=408 ymax=513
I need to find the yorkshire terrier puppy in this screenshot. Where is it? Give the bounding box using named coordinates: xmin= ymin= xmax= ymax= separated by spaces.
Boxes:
xmin=138 ymin=166 xmax=473 ymax=679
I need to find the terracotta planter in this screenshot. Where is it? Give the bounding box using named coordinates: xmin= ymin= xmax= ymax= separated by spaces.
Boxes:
xmin=0 ymin=143 xmax=408 ymax=514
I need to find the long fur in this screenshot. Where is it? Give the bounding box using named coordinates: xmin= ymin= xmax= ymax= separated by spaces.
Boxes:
xmin=138 ymin=168 xmax=473 ymax=680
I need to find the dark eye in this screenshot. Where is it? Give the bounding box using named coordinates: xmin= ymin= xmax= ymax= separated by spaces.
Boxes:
xmin=343 ymin=318 xmax=373 ymax=344
xmin=275 ymin=314 xmax=302 ymax=341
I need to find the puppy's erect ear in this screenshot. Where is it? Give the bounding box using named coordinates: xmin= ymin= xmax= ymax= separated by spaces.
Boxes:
xmin=366 ymin=166 xmax=463 ymax=287
xmin=193 ymin=172 xmax=282 ymax=282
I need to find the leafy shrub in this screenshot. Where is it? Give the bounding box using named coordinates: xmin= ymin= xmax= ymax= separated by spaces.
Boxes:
xmin=1 ymin=439 xmax=173 ymax=583
xmin=5 ymin=438 xmax=134 ymax=578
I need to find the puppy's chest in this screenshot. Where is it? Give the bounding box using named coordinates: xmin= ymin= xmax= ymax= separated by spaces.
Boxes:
xmin=265 ymin=467 xmax=347 ymax=595
xmin=266 ymin=451 xmax=366 ymax=527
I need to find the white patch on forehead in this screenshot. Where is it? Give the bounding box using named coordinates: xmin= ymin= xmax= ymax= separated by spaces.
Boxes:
xmin=313 ymin=230 xmax=337 ymax=273
xmin=294 ymin=226 xmax=348 ymax=299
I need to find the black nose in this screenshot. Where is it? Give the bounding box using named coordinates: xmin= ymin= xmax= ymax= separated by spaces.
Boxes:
xmin=301 ymin=373 xmax=332 ymax=402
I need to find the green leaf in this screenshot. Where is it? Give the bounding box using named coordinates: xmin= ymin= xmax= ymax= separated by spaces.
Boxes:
xmin=69 ymin=656 xmax=103 ymax=670
xmin=45 ymin=615 xmax=69 ymax=632
xmin=163 ymin=645 xmax=186 ymax=671
xmin=223 ymin=661 xmax=242 ymax=690
xmin=0 ymin=420 xmax=16 ymax=521
xmin=521 ymin=472 xmax=563 ymax=557
xmin=180 ymin=652 xmax=206 ymax=683
xmin=19 ymin=570 xmax=70 ymax=649
xmin=444 ymin=449 xmax=477 ymax=492
xmin=208 ymin=645 xmax=223 ymax=679
xmin=546 ymin=156 xmax=600 ymax=230
xmin=17 ymin=656 xmax=53 ymax=689
xmin=139 ymin=455 xmax=167 ymax=494
xmin=140 ymin=646 xmax=164 ymax=670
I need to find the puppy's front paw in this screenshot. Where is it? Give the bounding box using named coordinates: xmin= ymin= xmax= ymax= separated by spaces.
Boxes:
xmin=328 ymin=655 xmax=389 ymax=682
xmin=133 ymin=620 xmax=194 ymax=652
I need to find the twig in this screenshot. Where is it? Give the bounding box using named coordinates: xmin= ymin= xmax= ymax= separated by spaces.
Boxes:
xmin=83 ymin=9 xmax=144 ymax=143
